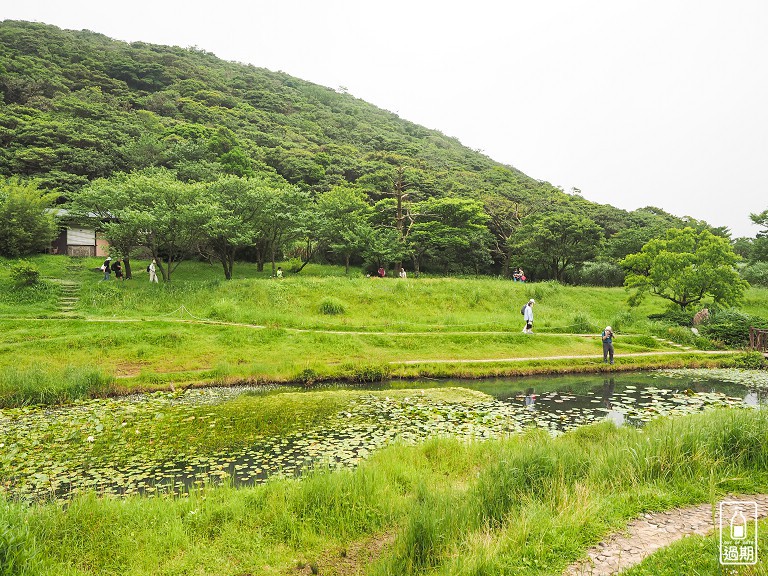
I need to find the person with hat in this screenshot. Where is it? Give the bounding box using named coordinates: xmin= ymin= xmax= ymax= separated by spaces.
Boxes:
xmin=522 ymin=299 xmax=535 ymax=334
xmin=602 ymin=326 xmax=615 ymax=364
xmin=101 ymin=256 xmax=112 ymax=281
xmin=148 ymin=259 xmax=159 ymax=283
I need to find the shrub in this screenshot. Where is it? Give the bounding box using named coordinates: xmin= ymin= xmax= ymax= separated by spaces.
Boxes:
xmin=610 ymin=311 xmax=634 ymax=333
xmin=9 ymin=260 xmax=40 ymax=287
xmin=0 ymin=178 xmax=58 ymax=258
xmin=286 ymin=258 xmax=304 ymax=273
xmin=319 ymin=297 xmax=346 ymax=315
xmin=740 ymin=262 xmax=768 ymax=287
xmin=575 ymin=262 xmax=625 ymax=287
xmin=295 ymin=367 xmax=320 ymax=385
xmin=648 ymin=306 xmax=695 ymax=326
xmin=701 ymin=308 xmax=768 ymax=347
xmin=660 ymin=326 xmax=719 ymax=350
xmin=346 ymin=363 xmax=391 ymax=383
xmin=569 ymin=313 xmax=598 ymax=334
xmin=720 ymin=352 xmax=767 ymax=370
xmin=655 ymin=325 xmax=699 ymax=346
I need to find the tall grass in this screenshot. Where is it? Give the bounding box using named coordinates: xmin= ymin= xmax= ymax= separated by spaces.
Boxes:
xmin=1 ymin=409 xmax=766 ymax=575
xmin=0 ymin=500 xmax=40 ymax=576
xmin=0 ymin=366 xmax=113 ymax=407
xmin=374 ymin=409 xmax=768 ymax=575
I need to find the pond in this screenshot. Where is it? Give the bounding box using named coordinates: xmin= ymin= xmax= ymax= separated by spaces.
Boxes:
xmin=1 ymin=368 xmax=766 ymax=502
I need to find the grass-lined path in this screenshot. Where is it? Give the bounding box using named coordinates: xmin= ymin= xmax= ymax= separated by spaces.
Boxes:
xmin=394 ymin=349 xmax=735 ymax=365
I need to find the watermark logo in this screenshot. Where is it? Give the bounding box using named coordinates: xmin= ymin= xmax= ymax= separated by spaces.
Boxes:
xmin=719 ymin=500 xmax=758 ymax=565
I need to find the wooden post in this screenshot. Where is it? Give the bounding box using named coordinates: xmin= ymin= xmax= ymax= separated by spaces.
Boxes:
xmin=749 ymin=327 xmax=768 ymax=353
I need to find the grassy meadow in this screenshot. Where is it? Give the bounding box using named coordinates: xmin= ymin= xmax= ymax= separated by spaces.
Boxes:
xmin=1 ymin=255 xmax=765 ymax=405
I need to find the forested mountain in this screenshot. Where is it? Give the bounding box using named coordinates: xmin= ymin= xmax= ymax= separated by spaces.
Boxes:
xmin=0 ymin=20 xmax=718 ymax=280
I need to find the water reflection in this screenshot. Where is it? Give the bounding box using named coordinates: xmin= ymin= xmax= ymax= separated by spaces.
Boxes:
xmin=421 ymin=371 xmax=760 ymax=433
xmin=524 ymin=388 xmax=537 ymax=409
xmin=601 ymin=378 xmax=625 ymax=426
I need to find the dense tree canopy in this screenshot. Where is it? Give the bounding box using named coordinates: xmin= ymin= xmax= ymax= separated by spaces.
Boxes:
xmin=749 ymin=208 xmax=768 ymax=264
xmin=621 ymin=227 xmax=748 ymax=310
xmin=0 ymin=178 xmax=58 ymax=257
xmin=316 ymin=186 xmax=373 ymax=274
xmin=521 ymin=214 xmax=603 ymax=282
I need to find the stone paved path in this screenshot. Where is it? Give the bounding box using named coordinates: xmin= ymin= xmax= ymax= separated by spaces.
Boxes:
xmin=564 ymin=494 xmax=768 ymax=575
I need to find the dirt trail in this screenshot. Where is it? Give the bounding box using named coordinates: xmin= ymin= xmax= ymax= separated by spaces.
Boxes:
xmin=564 ymin=495 xmax=768 ymax=575
xmin=393 ymin=350 xmax=733 ymax=365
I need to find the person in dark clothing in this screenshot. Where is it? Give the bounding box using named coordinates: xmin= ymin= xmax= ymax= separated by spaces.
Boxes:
xmin=111 ymin=259 xmax=123 ymax=281
xmin=601 ymin=326 xmax=615 ymax=364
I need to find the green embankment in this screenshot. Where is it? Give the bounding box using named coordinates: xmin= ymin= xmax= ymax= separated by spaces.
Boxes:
xmin=1 ymin=255 xmax=765 ymax=405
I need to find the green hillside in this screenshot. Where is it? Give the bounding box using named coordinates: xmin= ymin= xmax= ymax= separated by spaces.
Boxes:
xmin=0 ymin=19 xmax=535 ymax=194
xmin=0 ymin=20 xmax=718 ymax=279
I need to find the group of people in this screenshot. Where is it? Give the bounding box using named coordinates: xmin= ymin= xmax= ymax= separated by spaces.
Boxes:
xmin=520 ymin=298 xmax=616 ymax=363
xmin=512 ymin=268 xmax=526 ymax=282
xmin=101 ymin=257 xmax=159 ymax=283
xmin=101 ymin=256 xmax=122 ymax=281
xmin=371 ymin=267 xmax=407 ymax=278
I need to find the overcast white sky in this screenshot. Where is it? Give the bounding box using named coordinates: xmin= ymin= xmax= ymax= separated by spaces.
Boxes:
xmin=5 ymin=1 xmax=768 ymax=236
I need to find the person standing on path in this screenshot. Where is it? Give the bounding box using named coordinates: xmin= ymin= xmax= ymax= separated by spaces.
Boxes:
xmin=602 ymin=325 xmax=615 ymax=364
xmin=148 ymin=259 xmax=159 ymax=283
xmin=522 ymin=299 xmax=535 ymax=334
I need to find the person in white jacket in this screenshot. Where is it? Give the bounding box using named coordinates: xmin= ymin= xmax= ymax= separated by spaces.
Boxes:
xmin=523 ymin=299 xmax=535 ymax=334
xmin=148 ymin=259 xmax=159 ymax=283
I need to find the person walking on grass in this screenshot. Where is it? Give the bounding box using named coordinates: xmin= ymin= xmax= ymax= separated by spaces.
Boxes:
xmin=602 ymin=326 xmax=615 ymax=364
xmin=148 ymin=259 xmax=159 ymax=283
xmin=522 ymin=299 xmax=535 ymax=334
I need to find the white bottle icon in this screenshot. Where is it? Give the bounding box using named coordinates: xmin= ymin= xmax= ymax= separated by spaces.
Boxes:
xmin=731 ymin=508 xmax=747 ymax=540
